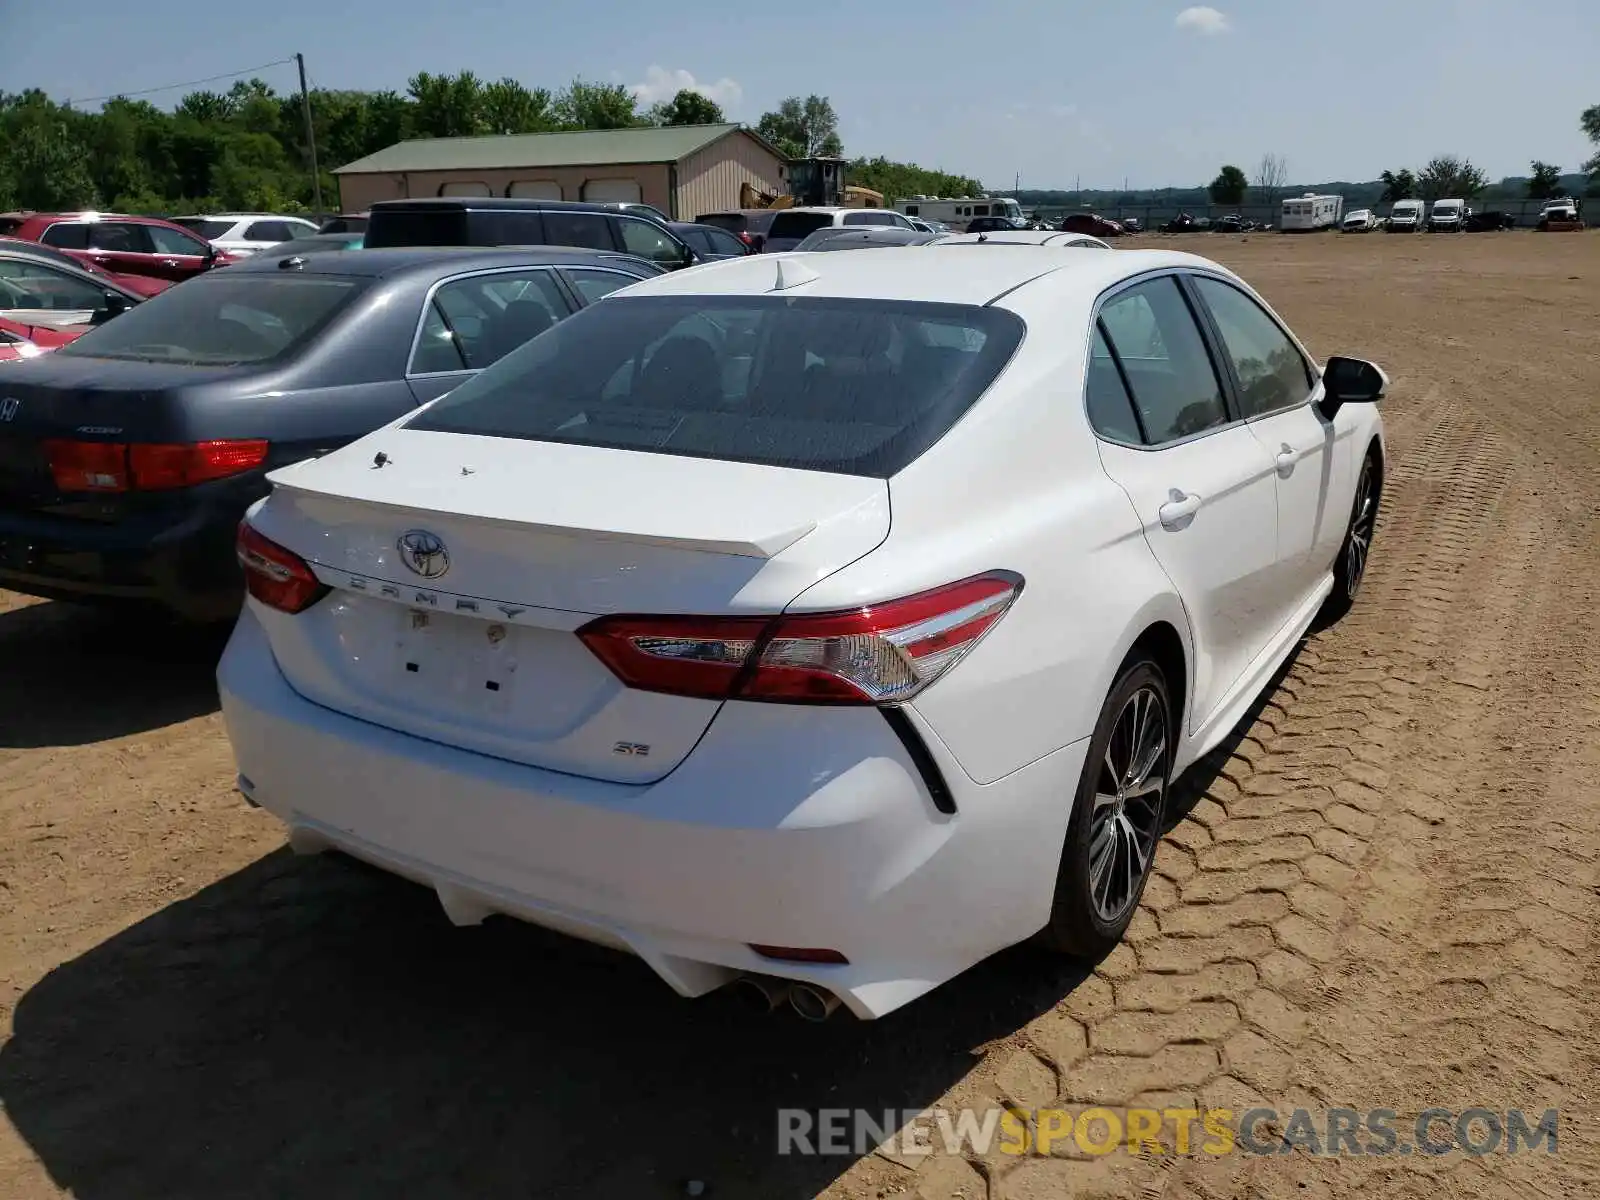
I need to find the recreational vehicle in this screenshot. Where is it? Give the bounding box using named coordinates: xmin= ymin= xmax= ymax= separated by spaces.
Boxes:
xmin=1280 ymin=193 xmax=1344 ymax=231
xmin=894 ymin=195 xmax=1024 ymax=232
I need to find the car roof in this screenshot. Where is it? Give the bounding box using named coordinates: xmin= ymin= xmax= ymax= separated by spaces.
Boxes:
xmin=616 ymin=245 xmax=1219 ymax=305
xmin=368 ymin=197 xmax=633 ymax=215
xmin=775 ymin=207 xmax=852 ymax=216
xmin=934 ymin=230 xmax=1107 ymax=247
xmin=223 ymin=245 xmax=656 ymax=279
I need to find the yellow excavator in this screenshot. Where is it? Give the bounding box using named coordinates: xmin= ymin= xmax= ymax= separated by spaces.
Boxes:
xmin=740 ymin=156 xmax=886 ymax=210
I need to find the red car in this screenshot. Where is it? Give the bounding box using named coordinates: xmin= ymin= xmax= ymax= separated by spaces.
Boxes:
xmin=0 ymin=317 xmax=83 ymax=360
xmin=1058 ymin=212 xmax=1126 ymax=238
xmin=0 ymin=211 xmax=244 ymax=284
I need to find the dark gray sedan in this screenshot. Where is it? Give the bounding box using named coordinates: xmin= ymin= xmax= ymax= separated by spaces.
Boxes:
xmin=0 ymin=246 xmax=663 ymax=620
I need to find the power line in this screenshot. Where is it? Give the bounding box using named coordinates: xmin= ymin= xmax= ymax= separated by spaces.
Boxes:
xmin=65 ymin=57 xmax=297 ymax=107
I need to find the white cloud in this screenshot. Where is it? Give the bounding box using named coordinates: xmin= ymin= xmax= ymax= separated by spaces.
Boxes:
xmin=1174 ymin=6 xmax=1230 ymax=34
xmin=629 ymin=66 xmax=743 ymax=113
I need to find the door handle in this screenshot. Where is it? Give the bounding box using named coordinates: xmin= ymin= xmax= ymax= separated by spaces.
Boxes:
xmin=160 ymin=258 xmax=180 ymax=267
xmin=1157 ymin=488 xmax=1202 ymax=530
xmin=1275 ymin=443 xmax=1297 ymax=477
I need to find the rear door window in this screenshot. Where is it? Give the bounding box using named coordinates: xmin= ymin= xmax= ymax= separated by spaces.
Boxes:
xmin=1097 ymin=277 xmax=1228 ymax=444
xmin=406 ymin=295 xmax=1027 ymax=477
xmin=424 ymin=269 xmax=571 ymax=369
xmin=541 ymin=211 xmax=618 ymax=251
xmin=89 ymin=223 xmax=155 ymax=253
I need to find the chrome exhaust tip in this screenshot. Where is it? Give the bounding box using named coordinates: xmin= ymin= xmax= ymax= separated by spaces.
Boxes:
xmin=732 ymin=973 xmax=791 ymax=1013
xmin=788 ymin=982 xmax=842 ymax=1022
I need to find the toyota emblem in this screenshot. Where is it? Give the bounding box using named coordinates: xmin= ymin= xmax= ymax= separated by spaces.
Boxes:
xmin=0 ymin=398 xmax=20 ymax=423
xmin=397 ymin=530 xmax=449 ymax=579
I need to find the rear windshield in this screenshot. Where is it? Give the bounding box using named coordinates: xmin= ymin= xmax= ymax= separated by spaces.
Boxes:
xmin=56 ymin=273 xmax=365 ymax=366
xmin=365 ymin=207 xmax=548 ymax=248
xmin=767 ymin=212 xmax=835 ymax=241
xmin=407 ymin=295 xmax=1025 ymax=477
xmin=173 ymin=218 xmax=235 ymax=240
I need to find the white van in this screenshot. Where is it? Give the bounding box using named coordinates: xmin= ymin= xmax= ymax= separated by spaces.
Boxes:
xmin=1428 ymin=199 xmax=1468 ymax=231
xmin=1387 ymin=199 xmax=1426 ymax=232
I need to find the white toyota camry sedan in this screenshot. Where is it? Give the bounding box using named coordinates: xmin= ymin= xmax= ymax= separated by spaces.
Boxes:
xmin=219 ymin=246 xmax=1387 ymax=1022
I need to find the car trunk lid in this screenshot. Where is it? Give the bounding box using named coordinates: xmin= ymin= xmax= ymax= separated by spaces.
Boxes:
xmin=249 ymin=426 xmax=892 ymax=783
xmin=0 ymin=358 xmax=257 ymax=520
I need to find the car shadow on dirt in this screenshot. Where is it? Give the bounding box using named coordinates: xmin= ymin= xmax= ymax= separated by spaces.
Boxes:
xmin=0 ymin=645 xmax=1305 ymax=1200
xmin=0 ymin=601 xmax=228 ymax=748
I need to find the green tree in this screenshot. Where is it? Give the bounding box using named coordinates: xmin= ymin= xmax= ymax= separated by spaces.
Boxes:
xmin=1379 ymin=169 xmax=1416 ymax=202
xmin=553 ymin=79 xmax=643 ymax=130
xmin=847 ymin=156 xmax=983 ymax=204
xmin=407 ymin=71 xmax=486 ymax=138
xmin=1583 ymin=104 xmax=1600 ymax=178
xmin=0 ymin=121 xmax=97 ymax=209
xmin=649 ymin=89 xmax=724 ymax=127
xmin=757 ymin=95 xmax=843 ymax=159
xmin=1527 ymin=161 xmax=1564 ymax=199
xmin=480 ymin=78 xmax=555 ymax=135
xmin=1208 ymin=164 xmax=1247 ymax=205
xmin=1417 ymin=155 xmax=1488 ymax=200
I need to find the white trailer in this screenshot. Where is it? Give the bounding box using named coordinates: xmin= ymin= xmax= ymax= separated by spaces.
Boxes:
xmin=1280 ymin=193 xmax=1344 ymax=231
xmin=893 ymin=195 xmax=1024 ymax=231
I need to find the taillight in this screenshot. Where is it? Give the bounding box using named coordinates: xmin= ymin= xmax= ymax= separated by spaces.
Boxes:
xmin=132 ymin=440 xmax=268 ymax=488
xmin=43 ymin=439 xmax=129 ymax=491
xmin=236 ymin=520 xmax=327 ymax=614
xmin=578 ymin=571 xmax=1022 ymax=706
xmin=44 ymin=438 xmax=268 ymax=493
xmin=737 ymin=231 xmax=754 ymax=245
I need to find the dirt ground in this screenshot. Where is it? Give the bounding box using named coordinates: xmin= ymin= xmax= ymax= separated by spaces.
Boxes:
xmin=2 ymin=230 xmax=1598 ymax=1199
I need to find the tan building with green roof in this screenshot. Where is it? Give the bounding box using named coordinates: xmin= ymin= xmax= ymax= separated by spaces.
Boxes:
xmin=332 ymin=123 xmax=786 ymax=220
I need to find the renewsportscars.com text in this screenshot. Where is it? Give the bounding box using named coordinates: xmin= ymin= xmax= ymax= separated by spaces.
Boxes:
xmin=777 ymin=1106 xmax=1559 ymax=1158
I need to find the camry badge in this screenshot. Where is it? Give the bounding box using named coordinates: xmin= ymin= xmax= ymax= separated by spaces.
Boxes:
xmin=397 ymin=530 xmax=449 ymax=579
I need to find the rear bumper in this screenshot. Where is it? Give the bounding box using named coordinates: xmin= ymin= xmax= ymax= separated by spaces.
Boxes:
xmin=0 ymin=493 xmax=246 ymax=620
xmin=218 ymin=605 xmax=1088 ymax=1019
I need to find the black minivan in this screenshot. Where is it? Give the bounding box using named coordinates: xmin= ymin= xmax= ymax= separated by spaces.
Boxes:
xmin=364 ymin=198 xmax=702 ymax=271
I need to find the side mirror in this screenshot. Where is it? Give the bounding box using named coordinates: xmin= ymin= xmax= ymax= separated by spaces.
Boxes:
xmin=91 ymin=291 xmax=131 ymax=324
xmin=1320 ymin=355 xmax=1387 ymax=417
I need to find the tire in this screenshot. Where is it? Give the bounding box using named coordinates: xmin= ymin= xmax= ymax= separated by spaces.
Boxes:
xmin=1038 ymin=657 xmax=1173 ymax=958
xmin=1320 ymin=447 xmax=1381 ymax=622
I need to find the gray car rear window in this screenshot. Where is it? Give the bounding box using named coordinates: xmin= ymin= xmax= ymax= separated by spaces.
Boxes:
xmin=407 ymin=294 xmax=1025 ymax=477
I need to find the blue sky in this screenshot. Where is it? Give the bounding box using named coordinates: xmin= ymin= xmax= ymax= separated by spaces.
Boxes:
xmin=10 ymin=0 xmax=1597 ymax=189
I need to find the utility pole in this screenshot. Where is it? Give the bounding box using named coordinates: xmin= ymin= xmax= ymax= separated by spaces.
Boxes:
xmin=295 ymin=52 xmax=324 ymax=216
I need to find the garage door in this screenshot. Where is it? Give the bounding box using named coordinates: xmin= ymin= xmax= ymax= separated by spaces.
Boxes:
xmin=439 ymin=181 xmax=492 ymax=197
xmin=581 ymin=179 xmax=643 ymax=204
xmin=508 ymin=179 xmax=563 ymax=200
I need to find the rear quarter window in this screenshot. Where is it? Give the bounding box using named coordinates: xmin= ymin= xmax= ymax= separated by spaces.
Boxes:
xmin=406 ymin=295 xmax=1026 ymax=478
